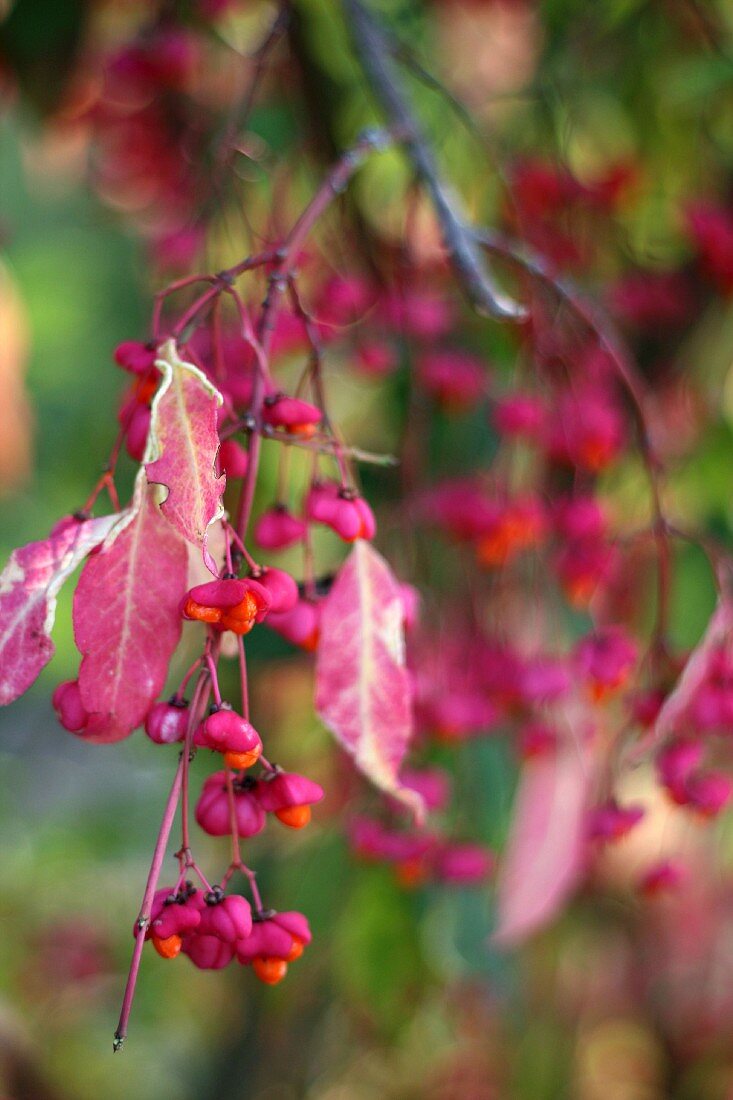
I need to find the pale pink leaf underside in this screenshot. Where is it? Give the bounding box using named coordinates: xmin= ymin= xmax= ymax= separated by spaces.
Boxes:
xmin=0 ymin=514 xmax=122 ymax=706
xmin=146 ymin=338 xmax=225 ymax=568
xmin=315 ymin=541 xmax=423 ymax=820
xmin=73 ymin=486 xmax=188 ymax=743
xmin=638 ymin=599 xmax=733 ymax=757
xmin=494 ymin=732 xmax=594 ymax=946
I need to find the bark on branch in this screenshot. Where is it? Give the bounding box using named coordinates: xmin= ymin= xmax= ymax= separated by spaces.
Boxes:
xmin=342 ymin=0 xmax=526 ymax=322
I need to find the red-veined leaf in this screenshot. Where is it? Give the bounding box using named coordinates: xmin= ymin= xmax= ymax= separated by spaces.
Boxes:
xmin=494 ymin=705 xmax=595 ymax=945
xmin=73 ymin=485 xmax=188 ymax=743
xmin=146 ymin=338 xmax=225 ymax=571
xmin=315 ymin=541 xmax=423 ymax=820
xmin=0 ymin=513 xmax=122 ymax=705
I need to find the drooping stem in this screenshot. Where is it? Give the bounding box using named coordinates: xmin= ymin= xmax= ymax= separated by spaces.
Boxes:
xmin=176 ymin=655 xmax=203 ymax=698
xmin=237 ymin=634 xmax=250 ymax=722
xmin=232 ymin=127 xmax=397 ymax=546
xmin=224 ymin=768 xmax=242 ymax=870
xmin=287 ymin=277 xmax=351 ymax=485
xmin=206 ymin=652 xmax=223 ymax=708
xmin=114 ymin=757 xmax=187 ymax=1051
xmin=474 ymin=226 xmax=674 ymax=648
xmin=181 ymin=669 xmax=212 ymax=865
xmin=153 ymin=275 xmax=216 ymax=339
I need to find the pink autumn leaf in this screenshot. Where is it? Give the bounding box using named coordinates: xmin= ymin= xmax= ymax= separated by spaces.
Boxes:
xmin=315 ymin=541 xmax=423 ymax=821
xmin=73 ymin=484 xmax=188 ymax=743
xmin=146 ymin=338 xmax=225 ymax=572
xmin=0 ymin=513 xmax=123 ymax=705
xmin=635 ymin=598 xmax=733 ymax=757
xmin=494 ymin=712 xmax=595 ymax=946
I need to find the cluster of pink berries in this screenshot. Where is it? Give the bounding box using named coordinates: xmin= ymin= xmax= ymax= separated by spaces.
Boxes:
xmin=422 ymin=481 xmax=621 ymax=611
xmin=349 ymin=768 xmax=494 ymax=889
xmin=507 ymin=156 xmax=636 ymax=272
xmin=143 ymin=882 xmax=311 ymax=985
xmin=54 ymin=562 xmax=325 ymax=974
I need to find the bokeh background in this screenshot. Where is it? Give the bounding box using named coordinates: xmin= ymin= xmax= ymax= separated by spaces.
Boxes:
xmin=4 ymin=2 xmax=733 ymax=1098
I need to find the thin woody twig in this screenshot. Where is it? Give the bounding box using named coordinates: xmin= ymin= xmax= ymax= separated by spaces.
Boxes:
xmin=342 ymin=0 xmax=526 ymax=322
xmin=233 ymin=125 xmax=397 ymax=543
xmin=220 ymin=417 xmax=398 ymax=466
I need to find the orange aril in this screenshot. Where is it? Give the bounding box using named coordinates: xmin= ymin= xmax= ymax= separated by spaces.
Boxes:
xmin=152 ymin=933 xmax=182 ymax=959
xmin=252 ymin=956 xmax=288 ymax=985
xmin=224 ymin=745 xmax=262 ymax=770
xmin=183 ymin=598 xmax=222 ymax=624
xmin=286 ymin=937 xmax=305 ymax=962
xmin=275 ymin=804 xmax=311 ymax=829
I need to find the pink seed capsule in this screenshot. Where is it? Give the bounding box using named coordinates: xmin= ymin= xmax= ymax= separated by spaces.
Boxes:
xmin=125 ymin=403 xmax=151 ymax=461
xmin=262 ymin=393 xmax=322 ymax=435
xmin=217 ymin=439 xmax=249 ymax=479
xmin=638 ymin=860 xmax=686 ymax=897
xmin=266 ymin=599 xmax=320 ymax=651
xmin=418 ymin=349 xmax=485 ymax=411
xmin=198 ymin=893 xmax=253 ymax=942
xmin=144 ymin=699 xmax=189 ymax=744
xmin=328 ymin=494 xmax=376 ymax=542
xmin=196 ymin=708 xmax=262 ymax=755
xmin=587 ymin=800 xmax=644 ymax=842
xmin=433 ymin=843 xmax=496 ymax=884
xmin=255 ymin=567 xmax=299 ymax=614
xmin=305 ymin=480 xmax=341 ymax=525
xmin=657 ymin=739 xmax=703 ymax=798
xmin=356 ymin=341 xmax=397 ymax=377
xmin=236 ymin=910 xmax=311 ymax=964
xmin=182 ymin=934 xmax=235 ymax=970
xmin=147 ymin=886 xmax=205 ymax=940
xmin=685 ymin=771 xmax=733 ymax=818
xmin=52 ymin=680 xmax=90 ymax=733
xmin=195 ymin=772 xmax=266 ymax=838
xmin=493 ymin=393 xmax=546 ymax=439
xmin=113 ymin=340 xmax=156 ymax=375
xmin=254 ymin=506 xmax=307 ymax=551
xmin=236 ymin=919 xmax=293 ymax=964
xmin=256 ymin=771 xmax=324 ymax=816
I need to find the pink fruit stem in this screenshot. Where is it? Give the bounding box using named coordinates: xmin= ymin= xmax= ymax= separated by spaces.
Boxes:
xmin=114 ymin=760 xmax=186 ymax=1051
xmin=223 ymin=521 xmax=234 ymax=575
xmin=236 ymin=634 xmax=250 ymax=722
xmin=301 ymin=456 xmax=319 ymax=601
xmin=171 ymin=285 xmax=221 ymax=340
xmin=232 ymin=132 xmax=394 ymax=546
xmin=211 ymin=295 xmax=226 ymax=384
xmin=114 ymin=665 xmax=216 ymax=1049
xmin=224 ymin=768 xmax=242 ymax=869
xmin=222 ymin=766 xmax=264 ymax=910
xmin=176 ymin=655 xmax=203 ymax=698
xmin=205 ymin=652 xmax=223 ymax=708
xmin=242 ymin=863 xmax=264 ymax=911
xmin=230 ymin=299 xmax=271 ymax=545
xmin=225 ymin=521 xmax=259 ymax=573
xmin=177 ymin=858 xmax=214 ymax=894
xmin=81 ymin=381 xmax=146 ymax=514
xmin=286 ymin=277 xmax=351 ymax=487
xmin=152 ymin=274 xmax=216 ymax=339
xmin=180 ymin=666 xmax=213 ymax=858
